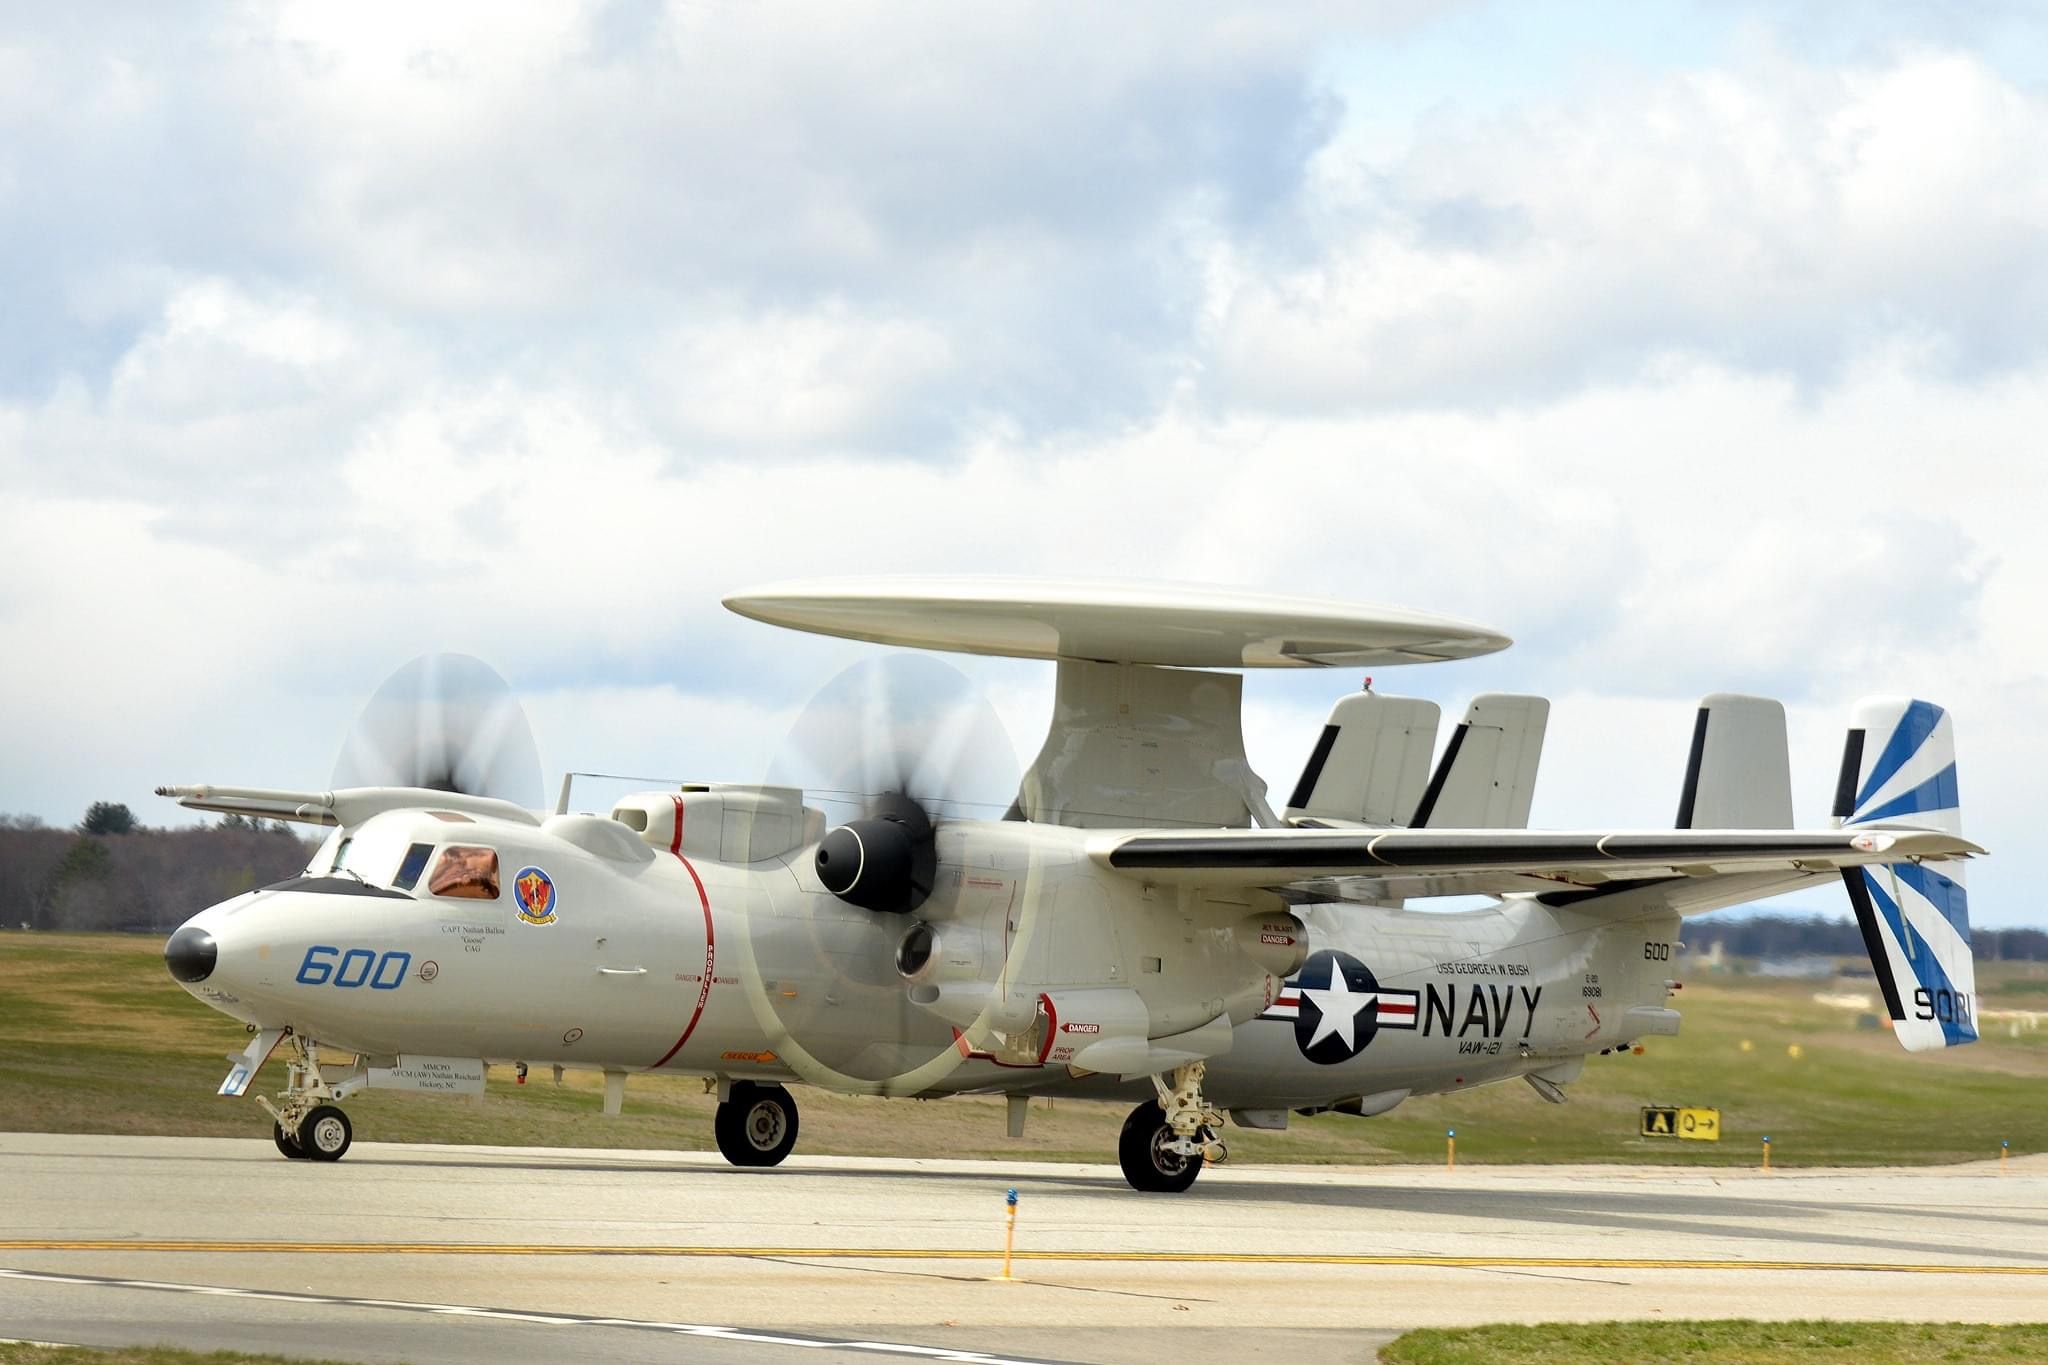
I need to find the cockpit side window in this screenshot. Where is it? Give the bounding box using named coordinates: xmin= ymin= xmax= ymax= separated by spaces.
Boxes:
xmin=392 ymin=842 xmax=435 ymax=892
xmin=428 ymin=846 xmax=500 ymax=900
xmin=331 ymin=836 xmax=354 ymax=873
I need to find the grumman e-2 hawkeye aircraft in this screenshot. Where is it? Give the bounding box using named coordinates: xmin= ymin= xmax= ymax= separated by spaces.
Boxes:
xmin=159 ymin=580 xmax=1982 ymax=1192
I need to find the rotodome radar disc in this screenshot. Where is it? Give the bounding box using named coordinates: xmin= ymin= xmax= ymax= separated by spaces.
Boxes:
xmin=726 ymin=577 xmax=1513 ymax=668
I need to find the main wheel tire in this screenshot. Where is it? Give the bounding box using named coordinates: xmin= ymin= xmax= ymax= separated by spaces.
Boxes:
xmin=714 ymin=1082 xmax=800 ymax=1168
xmin=298 ymin=1105 xmax=353 ymax=1162
xmin=1118 ymin=1101 xmax=1201 ymax=1193
xmin=273 ymin=1121 xmax=309 ymax=1160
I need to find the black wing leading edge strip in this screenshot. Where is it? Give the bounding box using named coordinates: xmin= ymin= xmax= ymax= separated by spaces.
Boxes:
xmin=1675 ymin=706 xmax=1710 ymax=829
xmin=1536 ymin=876 xmax=1689 ymax=909
xmin=1105 ymin=831 xmax=1895 ymax=873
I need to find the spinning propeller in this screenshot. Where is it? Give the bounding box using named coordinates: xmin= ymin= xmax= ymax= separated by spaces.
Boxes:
xmin=726 ymin=653 xmax=1033 ymax=1093
xmin=331 ymin=654 xmax=543 ymax=810
xmin=766 ymin=654 xmax=1020 ymax=913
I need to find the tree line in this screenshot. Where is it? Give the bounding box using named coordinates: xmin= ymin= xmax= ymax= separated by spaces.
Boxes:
xmin=1 ymin=804 xmax=317 ymax=933
xmin=1681 ymin=910 xmax=2048 ymax=963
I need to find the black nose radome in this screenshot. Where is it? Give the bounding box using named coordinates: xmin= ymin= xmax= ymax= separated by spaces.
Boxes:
xmin=164 ymin=926 xmax=217 ymax=984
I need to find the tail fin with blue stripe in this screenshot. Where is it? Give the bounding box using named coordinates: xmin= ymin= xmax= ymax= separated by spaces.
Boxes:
xmin=1836 ymin=698 xmax=1975 ymax=1051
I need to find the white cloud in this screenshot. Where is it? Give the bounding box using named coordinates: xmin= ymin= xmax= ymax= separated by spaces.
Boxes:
xmin=1213 ymin=48 xmax=2048 ymax=410
xmin=643 ymin=304 xmax=959 ymax=451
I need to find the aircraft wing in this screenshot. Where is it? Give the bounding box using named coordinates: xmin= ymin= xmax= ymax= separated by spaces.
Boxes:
xmin=1088 ymin=827 xmax=1979 ymax=897
xmin=156 ymin=784 xmax=540 ymax=828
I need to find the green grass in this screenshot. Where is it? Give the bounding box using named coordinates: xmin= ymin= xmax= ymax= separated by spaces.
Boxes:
xmin=0 ymin=1347 xmax=357 ymax=1365
xmin=1 ymin=932 xmax=2042 ymax=1165
xmin=1378 ymin=1320 xmax=2048 ymax=1363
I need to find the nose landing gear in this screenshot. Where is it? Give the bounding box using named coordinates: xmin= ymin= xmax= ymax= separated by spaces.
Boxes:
xmin=256 ymin=1034 xmax=361 ymax=1163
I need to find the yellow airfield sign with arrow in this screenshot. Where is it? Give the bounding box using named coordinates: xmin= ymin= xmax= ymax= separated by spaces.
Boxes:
xmin=1640 ymin=1106 xmax=1721 ymax=1141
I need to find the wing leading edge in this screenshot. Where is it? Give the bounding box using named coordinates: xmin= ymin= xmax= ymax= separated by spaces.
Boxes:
xmin=1089 ymin=826 xmax=1979 ymax=894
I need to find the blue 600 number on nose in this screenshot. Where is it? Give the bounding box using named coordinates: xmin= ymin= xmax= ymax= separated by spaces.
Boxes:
xmin=295 ymin=945 xmax=411 ymax=990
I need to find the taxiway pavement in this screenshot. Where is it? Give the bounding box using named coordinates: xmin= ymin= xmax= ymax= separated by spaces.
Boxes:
xmin=1 ymin=1133 xmax=2042 ymax=1363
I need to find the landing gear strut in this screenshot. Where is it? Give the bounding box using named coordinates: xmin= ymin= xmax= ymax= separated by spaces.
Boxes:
xmin=1118 ymin=1062 xmax=1226 ymax=1193
xmin=714 ymin=1080 xmax=800 ymax=1168
xmin=258 ymin=1034 xmax=359 ymax=1163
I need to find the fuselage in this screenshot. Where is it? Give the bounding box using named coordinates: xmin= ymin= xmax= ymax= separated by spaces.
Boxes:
xmin=168 ymin=802 xmax=1683 ymax=1120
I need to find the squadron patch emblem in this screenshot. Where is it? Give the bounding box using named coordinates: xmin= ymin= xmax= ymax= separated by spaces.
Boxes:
xmin=513 ymin=866 xmax=558 ymax=926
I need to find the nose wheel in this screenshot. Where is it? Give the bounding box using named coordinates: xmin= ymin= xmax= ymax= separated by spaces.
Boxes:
xmin=256 ymin=1034 xmax=361 ymax=1163
xmin=714 ymin=1081 xmax=800 ymax=1167
xmin=297 ymin=1105 xmax=354 ymax=1161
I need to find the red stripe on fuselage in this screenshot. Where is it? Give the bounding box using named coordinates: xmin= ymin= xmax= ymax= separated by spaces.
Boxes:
xmin=652 ymin=795 xmax=715 ymax=1069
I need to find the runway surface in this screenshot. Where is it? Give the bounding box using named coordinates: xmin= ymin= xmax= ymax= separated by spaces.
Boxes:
xmin=1 ymin=1133 xmax=2043 ymax=1364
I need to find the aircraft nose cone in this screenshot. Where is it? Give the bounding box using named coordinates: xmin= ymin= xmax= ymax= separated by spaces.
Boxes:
xmin=164 ymin=926 xmax=218 ymax=984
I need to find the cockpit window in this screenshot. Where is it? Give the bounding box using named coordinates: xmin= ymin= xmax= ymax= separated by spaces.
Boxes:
xmin=330 ymin=836 xmax=354 ymax=873
xmin=392 ymin=842 xmax=435 ymax=892
xmin=428 ymin=846 xmax=500 ymax=900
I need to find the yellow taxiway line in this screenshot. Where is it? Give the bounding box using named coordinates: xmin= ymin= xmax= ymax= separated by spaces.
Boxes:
xmin=1 ymin=1241 xmax=2044 ymax=1274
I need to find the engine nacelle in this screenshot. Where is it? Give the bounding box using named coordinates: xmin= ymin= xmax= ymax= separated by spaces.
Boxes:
xmin=1237 ymin=912 xmax=1309 ymax=979
xmin=610 ymin=785 xmax=816 ymax=862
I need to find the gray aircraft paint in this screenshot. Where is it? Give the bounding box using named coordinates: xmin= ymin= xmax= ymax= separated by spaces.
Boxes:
xmin=176 ymin=803 xmax=1678 ymax=1120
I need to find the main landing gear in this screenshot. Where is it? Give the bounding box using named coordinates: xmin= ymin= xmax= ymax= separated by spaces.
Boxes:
xmin=260 ymin=1035 xmax=357 ymax=1163
xmin=1118 ymin=1061 xmax=1227 ymax=1193
xmin=714 ymin=1080 xmax=800 ymax=1168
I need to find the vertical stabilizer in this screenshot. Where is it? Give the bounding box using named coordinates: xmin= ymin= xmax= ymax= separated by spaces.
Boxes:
xmin=1284 ymin=692 xmax=1440 ymax=827
xmin=1837 ymin=698 xmax=1975 ymax=1051
xmin=1675 ymin=694 xmax=1794 ymax=829
xmin=1409 ymin=694 xmax=1549 ymax=828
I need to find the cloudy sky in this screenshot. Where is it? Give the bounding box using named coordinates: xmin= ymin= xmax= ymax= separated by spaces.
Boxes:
xmin=3 ymin=1 xmax=2042 ymax=926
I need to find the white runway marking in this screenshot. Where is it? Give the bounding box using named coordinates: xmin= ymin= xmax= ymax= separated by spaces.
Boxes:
xmin=0 ymin=1267 xmax=1065 ymax=1365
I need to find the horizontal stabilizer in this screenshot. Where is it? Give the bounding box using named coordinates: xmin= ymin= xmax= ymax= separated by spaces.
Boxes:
xmin=1284 ymin=692 xmax=1440 ymax=827
xmin=1410 ymin=694 xmax=1549 ymax=829
xmin=1676 ymin=694 xmax=1794 ymax=829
